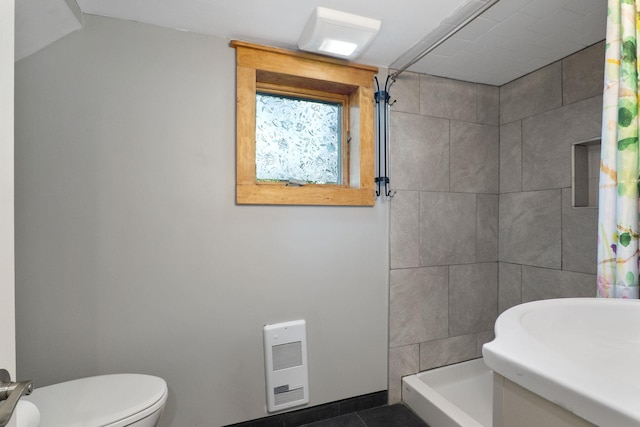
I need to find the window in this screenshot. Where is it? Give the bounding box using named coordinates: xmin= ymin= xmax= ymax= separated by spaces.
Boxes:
xmin=255 ymin=92 xmax=344 ymax=185
xmin=231 ymin=41 xmax=378 ymax=206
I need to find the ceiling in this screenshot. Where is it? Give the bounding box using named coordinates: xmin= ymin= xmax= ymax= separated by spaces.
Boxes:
xmin=15 ymin=0 xmax=607 ymax=86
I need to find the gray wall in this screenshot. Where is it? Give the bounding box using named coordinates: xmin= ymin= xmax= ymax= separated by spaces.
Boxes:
xmin=387 ymin=41 xmax=604 ymax=403
xmin=14 ymin=15 xmax=389 ymax=426
xmin=498 ymin=41 xmax=603 ymax=309
xmin=387 ymin=73 xmax=500 ymax=403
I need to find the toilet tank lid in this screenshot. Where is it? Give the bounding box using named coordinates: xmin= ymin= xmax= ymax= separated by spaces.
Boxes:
xmin=24 ymin=374 xmax=167 ymax=427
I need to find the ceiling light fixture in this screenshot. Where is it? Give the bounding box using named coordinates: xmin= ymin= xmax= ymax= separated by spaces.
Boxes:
xmin=298 ymin=7 xmax=381 ymax=60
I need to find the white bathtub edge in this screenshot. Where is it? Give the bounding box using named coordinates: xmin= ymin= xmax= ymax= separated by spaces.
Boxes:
xmin=403 ymin=372 xmax=485 ymax=427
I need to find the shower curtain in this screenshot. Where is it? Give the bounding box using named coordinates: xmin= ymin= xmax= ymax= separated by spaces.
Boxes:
xmin=597 ymin=0 xmax=640 ymax=299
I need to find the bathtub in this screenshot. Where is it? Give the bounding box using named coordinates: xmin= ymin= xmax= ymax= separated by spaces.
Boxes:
xmin=483 ymin=297 xmax=640 ymax=427
xmin=402 ymin=358 xmax=492 ymax=427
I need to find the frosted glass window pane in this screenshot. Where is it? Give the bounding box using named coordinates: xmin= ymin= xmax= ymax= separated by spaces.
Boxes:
xmin=256 ymin=93 xmax=341 ymax=184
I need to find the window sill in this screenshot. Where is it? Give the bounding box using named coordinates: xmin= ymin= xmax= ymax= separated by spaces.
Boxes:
xmin=237 ymin=184 xmax=374 ymax=206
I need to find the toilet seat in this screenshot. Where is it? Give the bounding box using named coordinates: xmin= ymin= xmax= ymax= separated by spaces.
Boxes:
xmin=23 ymin=374 xmax=168 ymax=427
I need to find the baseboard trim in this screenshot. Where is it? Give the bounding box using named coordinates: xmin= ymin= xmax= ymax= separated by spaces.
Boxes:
xmin=225 ymin=390 xmax=388 ymax=427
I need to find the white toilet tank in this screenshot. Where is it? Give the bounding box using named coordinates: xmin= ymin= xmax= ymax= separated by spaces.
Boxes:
xmin=23 ymin=374 xmax=167 ymax=427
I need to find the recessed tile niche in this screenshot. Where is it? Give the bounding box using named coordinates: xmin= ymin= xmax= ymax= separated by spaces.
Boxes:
xmin=572 ymin=138 xmax=600 ymax=208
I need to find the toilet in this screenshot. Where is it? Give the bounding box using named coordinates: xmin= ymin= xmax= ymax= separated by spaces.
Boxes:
xmin=22 ymin=373 xmax=167 ymax=427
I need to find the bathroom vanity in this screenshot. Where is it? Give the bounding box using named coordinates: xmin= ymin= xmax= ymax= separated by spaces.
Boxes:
xmin=484 ymin=298 xmax=640 ymax=427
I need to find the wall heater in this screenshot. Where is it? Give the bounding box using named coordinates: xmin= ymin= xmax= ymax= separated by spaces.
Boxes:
xmin=263 ymin=320 xmax=309 ymax=412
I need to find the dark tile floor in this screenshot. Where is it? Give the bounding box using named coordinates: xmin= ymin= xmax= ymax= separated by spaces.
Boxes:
xmin=225 ymin=392 xmax=429 ymax=427
xmin=300 ymin=404 xmax=428 ymax=427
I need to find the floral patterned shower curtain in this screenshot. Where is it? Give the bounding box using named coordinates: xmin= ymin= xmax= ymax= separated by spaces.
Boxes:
xmin=597 ymin=0 xmax=640 ymax=299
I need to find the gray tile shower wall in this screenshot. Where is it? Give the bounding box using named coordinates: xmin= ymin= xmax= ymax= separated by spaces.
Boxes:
xmin=499 ymin=121 xmax=523 ymax=193
xmin=499 ymin=190 xmax=562 ymax=269
xmin=389 ymin=267 xmax=448 ymax=348
xmin=388 ymin=72 xmax=500 ymax=404
xmin=387 ymin=40 xmax=604 ymax=404
xmin=390 ymin=114 xmax=449 ymax=192
xmin=499 ymin=61 xmax=562 ymax=125
xmin=498 ymin=40 xmax=603 ymax=310
xmin=521 ymin=96 xmax=602 ymax=191
xmin=450 ymin=122 xmax=499 ymax=193
xmin=419 ymin=192 xmax=477 ymax=266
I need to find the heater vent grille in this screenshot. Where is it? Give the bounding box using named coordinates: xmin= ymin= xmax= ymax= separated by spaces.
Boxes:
xmin=274 ymin=387 xmax=305 ymax=406
xmin=264 ymin=320 xmax=309 ymax=412
xmin=273 ymin=341 xmax=303 ymax=371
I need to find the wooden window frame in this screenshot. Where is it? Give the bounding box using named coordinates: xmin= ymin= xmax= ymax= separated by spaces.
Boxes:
xmin=231 ymin=41 xmax=378 ymax=206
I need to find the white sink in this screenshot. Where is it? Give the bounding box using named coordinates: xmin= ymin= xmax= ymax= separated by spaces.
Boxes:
xmin=15 ymin=400 xmax=40 ymax=427
xmin=483 ymin=298 xmax=640 ymax=427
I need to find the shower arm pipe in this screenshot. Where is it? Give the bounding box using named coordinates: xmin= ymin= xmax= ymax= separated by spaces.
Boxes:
xmin=389 ymin=0 xmax=502 ymax=80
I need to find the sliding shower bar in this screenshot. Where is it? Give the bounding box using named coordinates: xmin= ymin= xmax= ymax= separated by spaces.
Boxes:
xmin=389 ymin=0 xmax=502 ymax=80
